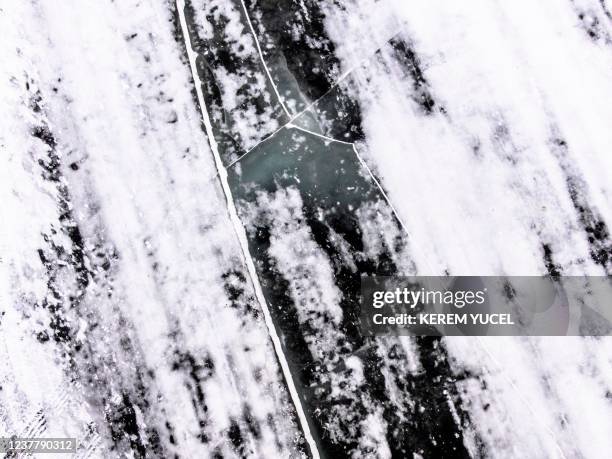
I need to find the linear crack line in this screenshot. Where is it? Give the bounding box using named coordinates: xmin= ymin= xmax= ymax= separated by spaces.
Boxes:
xmin=239 ymin=0 xmax=291 ymax=117
xmin=286 ymin=124 xmax=412 ymax=237
xmin=176 ymin=2 xmax=320 ymax=458
xmin=287 ymin=124 xmax=354 ymax=146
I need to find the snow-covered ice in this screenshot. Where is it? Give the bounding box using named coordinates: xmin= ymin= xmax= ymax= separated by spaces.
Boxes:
xmin=1 ymin=0 xmax=612 ymax=457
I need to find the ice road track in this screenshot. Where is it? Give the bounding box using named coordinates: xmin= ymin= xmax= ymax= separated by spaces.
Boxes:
xmin=2 ymin=0 xmax=612 ymax=458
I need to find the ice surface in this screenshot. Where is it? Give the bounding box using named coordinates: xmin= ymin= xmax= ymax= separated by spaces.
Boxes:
xmin=2 ymin=0 xmax=612 ymax=457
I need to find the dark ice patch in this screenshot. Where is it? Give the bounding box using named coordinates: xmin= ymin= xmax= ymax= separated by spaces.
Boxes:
xmin=228 ymin=127 xmax=475 ymax=457
xmin=550 ymin=136 xmax=611 ymax=272
xmin=388 ymin=37 xmax=438 ymax=115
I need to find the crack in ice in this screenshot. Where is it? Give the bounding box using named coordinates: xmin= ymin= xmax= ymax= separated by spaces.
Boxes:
xmin=239 ymin=0 xmax=291 ymax=117
xmin=287 ymin=124 xmax=413 ymax=236
xmin=287 ymin=124 xmax=354 ymax=146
